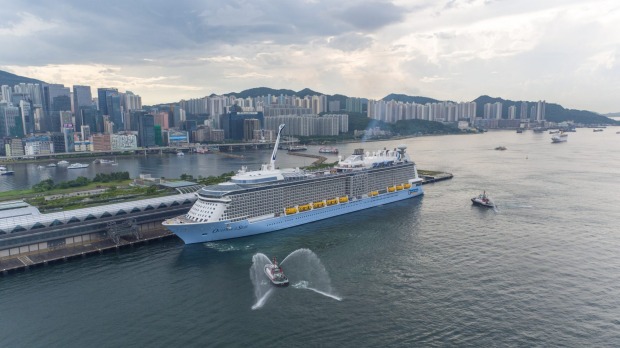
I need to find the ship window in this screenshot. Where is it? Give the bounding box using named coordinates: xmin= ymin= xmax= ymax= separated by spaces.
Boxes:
xmin=131 ymin=207 xmax=141 ymax=213
xmin=84 ymin=214 xmax=97 ymax=221
xmin=145 ymin=205 xmax=154 ymax=211
xmin=101 ymin=211 xmax=112 ymax=218
xmin=116 ymin=209 xmax=127 ymax=216
xmin=158 ymin=203 xmax=167 ymax=209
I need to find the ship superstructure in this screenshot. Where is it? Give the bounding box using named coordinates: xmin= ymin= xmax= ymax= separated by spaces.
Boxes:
xmin=163 ymin=124 xmax=424 ymax=243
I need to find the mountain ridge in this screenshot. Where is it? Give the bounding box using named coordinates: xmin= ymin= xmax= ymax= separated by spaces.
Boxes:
xmin=1 ymin=70 xmax=615 ymax=124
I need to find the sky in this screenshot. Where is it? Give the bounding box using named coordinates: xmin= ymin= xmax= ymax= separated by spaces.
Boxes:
xmin=1 ymin=0 xmax=619 ymax=113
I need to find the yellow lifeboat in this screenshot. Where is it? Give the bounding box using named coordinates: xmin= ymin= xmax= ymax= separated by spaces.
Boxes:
xmin=326 ymin=198 xmax=338 ymax=206
xmin=285 ymin=207 xmax=298 ymax=215
xmin=387 ymin=186 xmax=396 ymax=192
xmin=404 ymin=183 xmax=412 ymax=189
xmin=396 ymin=185 xmax=404 ymax=190
xmin=313 ymin=201 xmax=325 ymax=209
xmin=338 ymin=196 xmax=349 ymax=203
xmin=298 ymin=204 xmax=311 ymax=212
xmin=369 ymin=191 xmax=379 ymax=197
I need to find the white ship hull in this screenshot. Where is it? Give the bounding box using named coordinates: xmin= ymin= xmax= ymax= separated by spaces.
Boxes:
xmin=165 ymin=186 xmax=423 ymax=244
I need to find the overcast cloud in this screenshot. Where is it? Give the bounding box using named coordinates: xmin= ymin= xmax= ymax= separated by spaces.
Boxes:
xmin=1 ymin=0 xmax=619 ymax=112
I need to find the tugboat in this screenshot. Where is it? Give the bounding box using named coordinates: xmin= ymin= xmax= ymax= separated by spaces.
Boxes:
xmin=264 ymin=257 xmax=289 ymax=287
xmin=471 ymin=191 xmax=495 ymax=208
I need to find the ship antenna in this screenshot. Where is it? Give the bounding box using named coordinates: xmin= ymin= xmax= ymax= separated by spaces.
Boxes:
xmin=270 ymin=124 xmax=286 ymax=170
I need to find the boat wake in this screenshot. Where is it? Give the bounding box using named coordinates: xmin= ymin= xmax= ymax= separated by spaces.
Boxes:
xmin=250 ymin=249 xmax=340 ymax=309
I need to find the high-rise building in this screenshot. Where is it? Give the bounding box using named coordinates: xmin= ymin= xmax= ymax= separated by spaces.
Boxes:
xmin=243 ymin=119 xmax=260 ymax=141
xmin=72 ymin=85 xmax=92 ymax=113
xmin=97 ymin=88 xmax=118 ymax=115
xmin=137 ymin=114 xmax=155 ymax=148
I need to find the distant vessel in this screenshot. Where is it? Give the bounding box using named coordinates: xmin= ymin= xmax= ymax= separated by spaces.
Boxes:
xmin=319 ymin=146 xmax=339 ymax=154
xmin=0 ymin=166 xmax=15 ymax=175
xmin=593 ymin=129 xmax=604 ymax=132
xmin=177 ymin=152 xmax=185 ymax=156
xmin=264 ymin=257 xmax=289 ymax=287
xmin=287 ymin=145 xmax=307 ymax=152
xmin=57 ymin=160 xmax=70 ymax=165
xmin=47 ymin=163 xmax=57 ymax=167
xmin=494 ymin=146 xmax=507 ymax=151
xmin=549 ymin=130 xmax=559 ymax=134
xmin=552 ymin=132 xmax=568 ymax=143
xmin=471 ymin=191 xmax=494 ymax=208
xmin=163 ymin=124 xmax=424 ymax=244
xmin=516 ymin=129 xmax=523 ymax=133
xmin=67 ymin=163 xmax=89 ymax=169
xmin=99 ymin=159 xmax=116 ymax=164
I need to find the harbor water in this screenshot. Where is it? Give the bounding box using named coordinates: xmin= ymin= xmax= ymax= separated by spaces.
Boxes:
xmin=2 ymin=128 xmax=620 ymax=346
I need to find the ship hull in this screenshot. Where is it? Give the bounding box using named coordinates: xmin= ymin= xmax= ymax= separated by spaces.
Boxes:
xmin=165 ymin=187 xmax=423 ymax=244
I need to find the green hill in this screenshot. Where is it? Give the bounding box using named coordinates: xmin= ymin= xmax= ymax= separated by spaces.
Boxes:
xmin=473 ymin=95 xmax=617 ymax=125
xmin=0 ymin=70 xmax=46 ymax=86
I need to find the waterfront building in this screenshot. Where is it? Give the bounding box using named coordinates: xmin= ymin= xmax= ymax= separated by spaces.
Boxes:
xmin=138 ymin=114 xmax=156 ymax=147
xmin=62 ymin=127 xmax=75 ymax=152
xmin=165 ymin=130 xmax=189 ymax=147
xmin=220 ymin=111 xmax=264 ymax=140
xmin=4 ymin=137 xmax=25 ymax=157
xmin=111 ymin=132 xmax=138 ymax=151
xmin=92 ymin=134 xmax=112 ymax=151
xmin=24 ymin=138 xmax=54 ymax=155
xmin=243 ymin=118 xmax=260 ymax=141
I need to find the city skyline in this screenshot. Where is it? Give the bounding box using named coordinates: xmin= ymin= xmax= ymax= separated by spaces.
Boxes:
xmin=0 ymin=1 xmax=619 ymax=113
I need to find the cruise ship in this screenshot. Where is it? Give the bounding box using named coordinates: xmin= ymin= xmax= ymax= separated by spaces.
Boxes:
xmin=163 ymin=124 xmax=424 ymax=243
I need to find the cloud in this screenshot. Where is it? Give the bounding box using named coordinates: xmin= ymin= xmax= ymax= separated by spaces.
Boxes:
xmin=1 ymin=0 xmax=620 ymax=111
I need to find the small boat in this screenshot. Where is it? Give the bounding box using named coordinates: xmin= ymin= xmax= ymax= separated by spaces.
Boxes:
xmin=287 ymin=145 xmax=307 ymax=152
xmin=99 ymin=159 xmax=115 ymax=164
xmin=552 ymin=132 xmax=568 ymax=143
xmin=67 ymin=163 xmax=89 ymax=169
xmin=516 ymin=128 xmax=523 ymax=133
xmin=37 ymin=165 xmax=45 ymax=169
xmin=494 ymin=146 xmax=507 ymax=151
xmin=176 ymin=152 xmax=185 ymax=156
xmin=264 ymin=257 xmax=289 ymax=287
xmin=471 ymin=191 xmax=495 ymax=208
xmin=47 ymin=163 xmax=57 ymax=167
xmin=549 ymin=130 xmax=559 ymax=134
xmin=593 ymin=129 xmax=604 ymax=132
xmin=57 ymin=160 xmax=70 ymax=165
xmin=0 ymin=166 xmax=15 ymax=175
xmin=319 ymin=146 xmax=339 ymax=154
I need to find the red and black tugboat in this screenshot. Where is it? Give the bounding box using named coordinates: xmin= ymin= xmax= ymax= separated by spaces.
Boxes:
xmin=264 ymin=257 xmax=289 ymax=287
xmin=471 ymin=191 xmax=495 ymax=208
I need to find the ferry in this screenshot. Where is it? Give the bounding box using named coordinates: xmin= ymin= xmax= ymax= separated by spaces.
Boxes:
xmin=163 ymin=124 xmax=424 ymax=244
xmin=319 ymin=146 xmax=339 ymax=154
xmin=67 ymin=163 xmax=89 ymax=169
